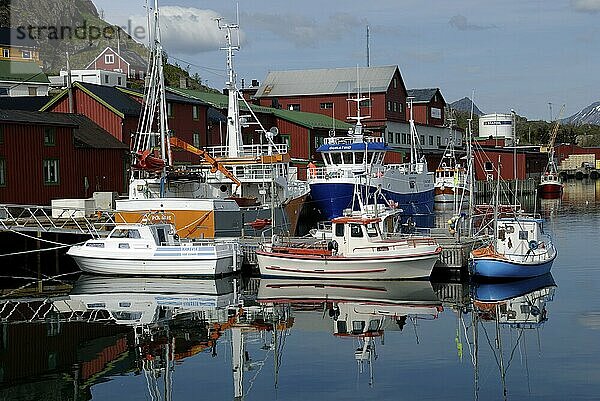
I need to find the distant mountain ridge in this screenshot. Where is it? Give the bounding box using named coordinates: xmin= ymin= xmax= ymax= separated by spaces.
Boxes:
xmin=562 ymin=101 xmax=600 ymax=126
xmin=449 ymin=97 xmax=484 ymax=116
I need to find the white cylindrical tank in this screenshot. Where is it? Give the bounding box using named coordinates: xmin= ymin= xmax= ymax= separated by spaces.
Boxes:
xmin=479 ymin=113 xmax=514 ymax=140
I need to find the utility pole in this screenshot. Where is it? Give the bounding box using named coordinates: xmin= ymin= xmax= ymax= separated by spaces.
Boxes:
xmin=548 ymin=102 xmax=553 ymax=122
xmin=366 ymin=25 xmax=370 ymax=67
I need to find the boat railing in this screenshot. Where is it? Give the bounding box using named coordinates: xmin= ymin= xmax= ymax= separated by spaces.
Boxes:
xmin=309 ymin=166 xmax=386 ymax=180
xmin=352 ymin=237 xmax=438 ymax=252
xmin=385 ymin=162 xmax=428 ymax=174
xmin=273 ymin=236 xmax=329 ymax=250
xmin=324 ymin=136 xmax=384 ymax=145
xmin=204 ymin=143 xmax=289 ymax=158
xmin=206 ymin=162 xmax=289 ymax=182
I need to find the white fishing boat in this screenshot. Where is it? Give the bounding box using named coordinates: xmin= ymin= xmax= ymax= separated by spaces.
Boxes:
xmin=257 ymin=214 xmax=441 ymax=279
xmin=67 ymin=223 xmax=242 ymax=276
xmin=539 ymin=106 xmax=564 ymax=198
xmin=126 ymin=14 xmax=309 ymax=237
xmin=434 ymin=126 xmax=468 ymax=203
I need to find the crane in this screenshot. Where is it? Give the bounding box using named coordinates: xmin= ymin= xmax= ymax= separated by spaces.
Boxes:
xmin=547 ymin=104 xmax=566 ymax=150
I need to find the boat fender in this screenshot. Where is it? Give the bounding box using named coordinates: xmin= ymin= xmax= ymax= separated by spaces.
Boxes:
xmin=528 ymin=240 xmax=538 ymax=250
xmin=328 ymin=240 xmax=338 ymax=252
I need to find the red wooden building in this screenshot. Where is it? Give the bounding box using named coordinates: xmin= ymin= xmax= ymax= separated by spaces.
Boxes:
xmin=253 ymin=66 xmax=407 ymax=131
xmin=41 ymin=82 xmax=210 ymax=164
xmin=406 ymin=88 xmax=446 ymax=126
xmin=0 ymin=110 xmax=128 ymax=205
xmin=555 ymin=143 xmax=600 ymax=164
xmin=86 ymin=46 xmax=148 ymax=81
xmin=473 ymin=146 xmax=546 ymax=181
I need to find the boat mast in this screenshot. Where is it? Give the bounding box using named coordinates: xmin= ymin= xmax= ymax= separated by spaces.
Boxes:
xmin=467 ymin=93 xmax=475 ymax=237
xmin=217 ymin=18 xmax=243 ymax=158
xmin=494 ymin=156 xmax=501 ymax=249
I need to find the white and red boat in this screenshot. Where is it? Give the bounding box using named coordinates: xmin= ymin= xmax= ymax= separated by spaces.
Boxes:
xmin=256 ymin=215 xmax=441 ymax=280
xmin=538 ymin=109 xmax=564 ymax=197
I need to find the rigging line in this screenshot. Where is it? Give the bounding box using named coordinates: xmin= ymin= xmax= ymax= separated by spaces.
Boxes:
xmin=0 ymin=271 xmax=81 ymax=299
xmin=481 ymin=321 xmax=503 ymax=372
xmin=0 ymin=241 xmax=85 ymax=257
xmin=7 ymin=228 xmax=80 ymax=246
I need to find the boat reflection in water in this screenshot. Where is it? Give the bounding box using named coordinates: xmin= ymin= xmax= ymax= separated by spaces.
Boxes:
xmin=257 ymin=279 xmax=444 ymax=385
xmin=466 ymin=273 xmax=557 ymax=400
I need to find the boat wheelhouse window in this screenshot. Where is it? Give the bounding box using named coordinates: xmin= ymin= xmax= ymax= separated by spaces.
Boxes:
xmin=113 ymin=311 xmax=142 ymax=321
xmin=366 ymin=223 xmax=379 ymax=237
xmin=367 ymin=152 xmax=374 ymax=164
xmin=350 ymin=224 xmax=364 ymax=238
xmin=156 ymin=227 xmax=167 ymax=244
xmin=336 ymin=320 xmax=348 ymax=334
xmin=118 ymin=243 xmax=130 ymax=249
xmin=111 ymin=229 xmax=141 ymax=239
xmin=323 ymin=154 xmax=332 ymax=165
xmin=519 ymin=230 xmax=528 ymax=240
xmin=368 ymin=320 xmax=380 ymax=331
xmin=352 ymin=320 xmax=366 ymax=334
xmin=335 ymin=223 xmax=344 ymax=237
xmin=355 ymin=152 xmax=364 ymax=164
xmin=343 ymin=153 xmax=353 ymax=164
xmin=331 ymin=153 xmax=342 ymax=164
xmin=498 ymin=229 xmax=506 ymax=241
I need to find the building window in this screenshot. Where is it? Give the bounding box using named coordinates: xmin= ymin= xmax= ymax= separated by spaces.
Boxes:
xmin=0 ymin=158 xmax=5 ymax=186
xmin=130 ymin=69 xmax=136 ymax=78
xmin=28 ymin=87 xmax=37 ymax=96
xmin=314 ymin=135 xmax=324 ymax=149
xmin=398 ymin=103 xmax=403 ymax=113
xmin=167 ymin=103 xmax=174 ymax=118
xmin=0 ymin=87 xmax=8 ymax=96
xmin=428 ymin=136 xmax=433 ymax=146
xmin=192 ymin=105 xmax=199 ymax=120
xmin=437 ymin=136 xmax=441 ymax=146
xmin=43 ymin=159 xmax=59 ymax=185
xmin=387 ymin=101 xmax=391 ymax=111
xmin=2 ymin=49 xmax=8 ymax=58
xmin=484 ymin=161 xmax=494 ymax=171
xmin=105 ymin=54 xmax=114 ymax=64
xmin=359 ymin=99 xmax=371 ymax=108
xmin=104 ymin=75 xmax=109 ymax=84
xmin=117 ymin=76 xmax=122 ymax=86
xmin=388 ymin=132 xmax=394 ymax=143
xmin=402 ymin=133 xmax=407 ymax=144
xmin=22 ymin=50 xmax=31 ymax=59
xmin=320 ymin=102 xmax=333 ymax=109
xmin=393 ymin=78 xmax=397 ymax=88
xmin=44 ymin=127 xmax=56 ymax=146
xmin=393 ymin=102 xmax=398 ymax=112
xmin=192 ymin=132 xmax=201 ymax=148
xmin=420 ymin=135 xmax=424 ymax=145
xmin=288 ymin=104 xmax=300 ymax=111
xmin=395 ymin=132 xmax=401 ymax=144
xmin=281 ymin=134 xmax=291 ymax=149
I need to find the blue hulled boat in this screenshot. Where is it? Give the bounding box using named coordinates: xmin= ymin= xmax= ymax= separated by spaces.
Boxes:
xmin=308 ymin=97 xmax=434 ymax=225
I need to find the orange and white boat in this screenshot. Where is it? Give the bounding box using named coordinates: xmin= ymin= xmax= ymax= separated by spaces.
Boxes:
xmin=257 ymin=215 xmax=441 ymax=280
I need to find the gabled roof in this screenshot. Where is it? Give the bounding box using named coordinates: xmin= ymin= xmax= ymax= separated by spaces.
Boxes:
xmin=0 ymin=110 xmax=127 ymax=149
xmin=407 ymin=88 xmax=445 ymax=104
xmin=169 ymin=87 xmax=353 ymax=131
xmin=254 ymin=65 xmax=402 ymax=97
xmin=85 ymin=46 xmax=148 ymax=69
xmin=0 ymin=60 xmax=50 ymax=84
xmin=0 ymin=95 xmax=52 ymax=111
xmin=0 ymin=27 xmax=37 ymax=48
xmin=41 ymin=81 xmax=141 ymax=118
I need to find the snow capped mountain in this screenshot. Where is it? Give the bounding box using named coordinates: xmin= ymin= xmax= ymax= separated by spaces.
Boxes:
xmin=449 ymin=97 xmax=484 ymax=116
xmin=563 ymin=102 xmax=600 ymax=126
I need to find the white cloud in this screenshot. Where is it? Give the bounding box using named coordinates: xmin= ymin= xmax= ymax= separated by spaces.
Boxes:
xmin=571 ymin=0 xmax=600 ymax=12
xmin=130 ymin=7 xmax=243 ymax=55
xmin=449 ymin=15 xmax=496 ymax=31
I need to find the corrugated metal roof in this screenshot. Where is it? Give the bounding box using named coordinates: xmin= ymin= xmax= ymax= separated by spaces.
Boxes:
xmin=254 ymin=66 xmax=399 ymax=97
xmin=0 ymin=95 xmax=51 ymax=111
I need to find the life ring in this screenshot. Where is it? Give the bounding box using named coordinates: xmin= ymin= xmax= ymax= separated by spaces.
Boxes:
xmin=528 ymin=240 xmax=538 ymax=250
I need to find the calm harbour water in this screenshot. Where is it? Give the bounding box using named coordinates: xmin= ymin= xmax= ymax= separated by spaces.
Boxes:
xmin=1 ymin=180 xmax=600 ymax=401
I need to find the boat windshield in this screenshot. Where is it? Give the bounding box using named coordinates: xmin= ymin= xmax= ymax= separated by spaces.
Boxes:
xmin=366 ymin=222 xmax=380 ymax=237
xmin=110 ymin=229 xmax=141 ymax=239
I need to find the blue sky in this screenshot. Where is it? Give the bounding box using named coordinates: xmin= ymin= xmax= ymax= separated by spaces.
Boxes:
xmin=93 ymin=0 xmax=600 ymax=120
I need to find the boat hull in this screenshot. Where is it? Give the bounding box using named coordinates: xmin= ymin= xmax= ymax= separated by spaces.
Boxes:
xmin=310 ymin=182 xmax=434 ymax=225
xmin=256 ymin=251 xmax=439 ymax=280
xmin=67 ymin=245 xmax=239 ymax=276
xmin=434 ymin=186 xmax=469 ymax=203
xmin=472 ymin=273 xmax=556 ymax=302
xmin=470 ymin=254 xmax=556 ymax=279
xmin=538 ymin=182 xmax=562 ymax=195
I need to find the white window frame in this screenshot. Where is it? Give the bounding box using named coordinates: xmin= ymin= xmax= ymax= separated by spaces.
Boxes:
xmin=0 ymin=87 xmax=9 ymax=96
xmin=192 ymin=132 xmax=201 ymax=148
xmin=21 ymin=50 xmax=31 ymax=59
xmin=105 ymin=54 xmax=115 ymax=64
xmin=2 ymin=49 xmax=9 ymax=58
xmin=192 ymin=105 xmax=199 ymax=120
xmin=43 ymin=159 xmax=59 ymax=185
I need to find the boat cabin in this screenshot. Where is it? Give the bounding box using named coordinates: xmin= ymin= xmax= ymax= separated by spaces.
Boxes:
xmin=315 ymin=136 xmax=388 ymax=177
xmin=104 ymin=224 xmax=178 ymax=247
xmin=330 ymin=216 xmax=384 ymax=255
xmin=495 ymin=218 xmax=548 ymax=257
